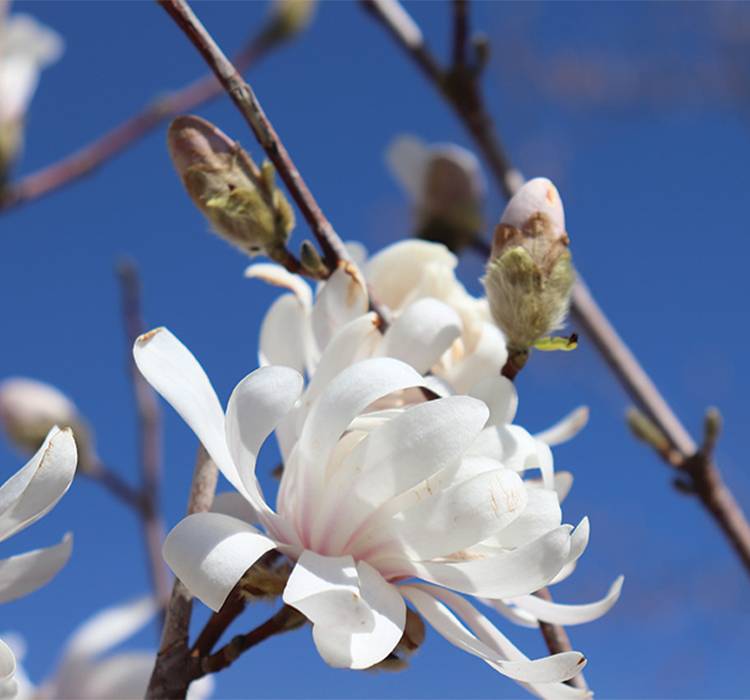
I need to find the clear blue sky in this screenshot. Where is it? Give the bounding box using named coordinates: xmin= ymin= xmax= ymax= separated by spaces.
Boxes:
xmin=2 ymin=1 xmax=749 ymax=698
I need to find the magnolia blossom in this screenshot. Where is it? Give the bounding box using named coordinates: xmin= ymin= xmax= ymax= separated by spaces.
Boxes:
xmin=0 ymin=9 xmax=62 ymax=164
xmin=3 ymin=597 xmax=213 ymax=700
xmin=134 ymin=327 xmax=620 ymax=699
xmin=0 ymin=428 xmax=77 ymax=697
xmin=247 ymin=240 xmax=506 ymax=455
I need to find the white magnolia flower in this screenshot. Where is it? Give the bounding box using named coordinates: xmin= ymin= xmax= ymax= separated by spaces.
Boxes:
xmin=0 ymin=427 xmax=77 ymax=697
xmin=247 ymin=240 xmax=506 ymax=453
xmin=5 ymin=597 xmax=213 ymax=700
xmin=0 ymin=10 xmax=63 ymax=125
xmin=386 ymin=134 xmax=485 ymax=249
xmin=134 ymin=327 xmax=620 ymax=699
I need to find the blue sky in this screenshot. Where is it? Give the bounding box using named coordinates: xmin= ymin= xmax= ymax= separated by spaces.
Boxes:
xmin=2 ymin=1 xmax=749 ymax=698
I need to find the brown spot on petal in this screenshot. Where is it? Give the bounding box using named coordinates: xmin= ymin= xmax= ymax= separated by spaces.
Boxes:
xmin=136 ymin=327 xmax=164 ymax=345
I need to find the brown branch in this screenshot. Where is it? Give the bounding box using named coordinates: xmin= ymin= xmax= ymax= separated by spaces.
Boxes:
xmin=0 ymin=18 xmax=283 ymax=212
xmin=197 ymin=605 xmax=304 ymax=677
xmin=82 ymin=460 xmax=145 ymax=511
xmin=158 ymin=0 xmax=350 ymax=272
xmin=362 ymin=0 xmax=750 ymax=580
xmin=117 ymin=260 xmax=172 ymax=617
xmin=452 ymin=0 xmax=469 ymax=70
xmin=146 ymin=446 xmax=218 ymax=700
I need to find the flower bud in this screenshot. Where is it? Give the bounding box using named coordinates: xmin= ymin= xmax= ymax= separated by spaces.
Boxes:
xmin=167 ymin=115 xmax=295 ymax=259
xmin=265 ymin=0 xmax=316 ymax=42
xmin=387 ymin=135 xmax=484 ymax=252
xmin=0 ymin=378 xmax=97 ymax=471
xmin=483 ymin=178 xmax=575 ymax=353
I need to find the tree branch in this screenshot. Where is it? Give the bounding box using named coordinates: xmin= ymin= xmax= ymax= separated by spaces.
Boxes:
xmin=146 ymin=446 xmax=218 ymax=700
xmin=0 ymin=16 xmax=284 ymax=213
xmin=117 ymin=260 xmax=171 ymax=615
xmin=361 ymin=0 xmax=750 ymax=580
xmin=158 ymin=0 xmax=350 ymax=271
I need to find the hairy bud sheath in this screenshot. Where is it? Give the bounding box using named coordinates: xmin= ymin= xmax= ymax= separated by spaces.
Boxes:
xmin=483 ymin=178 xmax=575 ymax=353
xmin=0 ymin=378 xmax=97 ymax=471
xmin=167 ymin=115 xmax=295 ymax=259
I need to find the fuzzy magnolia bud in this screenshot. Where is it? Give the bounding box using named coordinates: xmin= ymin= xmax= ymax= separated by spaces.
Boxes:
xmin=387 ymin=135 xmax=484 ymax=253
xmin=167 ymin=115 xmax=295 ymax=259
xmin=483 ymin=178 xmax=575 ymax=353
xmin=0 ymin=378 xmax=97 ymax=471
xmin=265 ymin=0 xmax=316 ymax=42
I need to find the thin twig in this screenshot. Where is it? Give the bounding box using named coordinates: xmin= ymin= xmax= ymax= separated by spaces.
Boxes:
xmin=82 ymin=461 xmax=144 ymax=511
xmin=146 ymin=446 xmax=218 ymax=700
xmin=362 ymin=0 xmax=750 ymax=580
xmin=452 ymin=0 xmax=469 ymax=70
xmin=158 ymin=0 xmax=349 ymax=271
xmin=198 ymin=605 xmax=304 ymax=677
xmin=0 ymin=20 xmax=282 ymax=212
xmin=117 ymin=260 xmax=171 ymax=615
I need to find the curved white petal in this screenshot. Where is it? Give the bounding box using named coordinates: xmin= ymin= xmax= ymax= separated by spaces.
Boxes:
xmin=365 ymin=240 xmax=457 ymax=310
xmin=315 ymin=396 xmax=489 ymax=553
xmin=225 ymin=365 xmax=303 ymax=501
xmin=364 ymin=468 xmax=527 ymax=562
xmin=311 ymin=561 xmax=405 ymax=670
xmin=385 ymin=134 xmax=430 ymax=202
xmin=466 ymin=424 xmax=540 ymax=474
xmin=382 ymin=526 xmax=572 ymax=599
xmin=244 ymin=263 xmax=312 ymax=307
xmin=509 ymin=576 xmax=624 ymax=626
xmin=469 ymin=376 xmax=518 ymax=427
xmin=439 ymin=322 xmax=507 ymax=395
xmin=379 ymin=298 xmax=461 ymax=374
xmin=501 ymin=178 xmax=565 ymax=234
xmin=303 ymin=313 xmax=382 ymax=411
xmin=0 ymin=532 xmax=72 ymax=603
xmin=0 ymin=639 xmax=15 ymax=682
xmin=485 ymin=598 xmax=540 ymax=628
xmin=163 ymin=513 xmax=276 ymax=611
xmin=133 ymin=328 xmax=262 ymax=509
xmin=211 ymin=491 xmax=258 ymax=524
xmin=292 ymin=358 xmax=424 ymax=533
xmin=0 ymin=427 xmax=76 ymax=542
xmin=417 ymin=586 xmax=590 ymax=699
xmin=60 ymin=596 xmax=157 ymax=665
xmin=283 ymin=551 xmax=372 ymax=632
xmin=491 ymin=488 xmax=562 ymax=549
xmin=311 ymin=264 xmax=368 ymax=352
xmin=401 ymin=586 xmax=585 ymax=684
xmin=57 ymin=652 xmax=152 ymax=700
xmin=549 ymin=517 xmax=590 ymax=586
xmin=285 ymin=554 xmax=405 ymax=670
xmin=258 ymin=294 xmax=311 ymax=374
xmin=535 ymin=407 xmax=589 ymax=447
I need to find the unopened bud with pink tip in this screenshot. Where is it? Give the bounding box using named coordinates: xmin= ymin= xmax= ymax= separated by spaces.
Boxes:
xmin=483 ymin=178 xmax=575 ymax=357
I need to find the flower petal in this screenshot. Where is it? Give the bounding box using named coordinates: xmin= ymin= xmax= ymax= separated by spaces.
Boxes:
xmin=314 ymin=396 xmax=489 ymax=553
xmin=401 ymin=585 xmax=586 ymax=685
xmin=225 ymin=366 xmax=303 ymax=502
xmin=0 ymin=532 xmax=72 ymax=603
xmin=311 ymin=561 xmax=405 ymax=670
xmin=283 ymin=551 xmax=372 ymax=632
xmin=535 ymin=407 xmax=589 ymax=447
xmin=162 ymin=512 xmax=276 ymax=611
xmin=0 ymin=638 xmax=15 ymax=682
xmin=469 ymin=376 xmax=518 ymax=427
xmin=365 ymin=240 xmax=457 ymax=310
xmin=382 ymin=526 xmax=573 ymax=599
xmin=311 ymin=264 xmax=368 ymax=352
xmin=363 ymin=468 xmax=527 ymax=562
xmin=257 ymin=294 xmax=311 ymax=374
xmin=244 ymin=263 xmax=312 ymax=307
xmin=491 ymin=488 xmax=562 ymax=549
xmin=509 ymin=576 xmax=624 ymax=626
xmin=133 ymin=328 xmax=261 ymax=509
xmin=439 ymin=322 xmax=508 ymax=395
xmin=211 ymin=491 xmax=258 ymax=524
xmin=379 ymin=298 xmax=461 ymax=374
xmin=0 ymin=427 xmax=76 ymax=541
